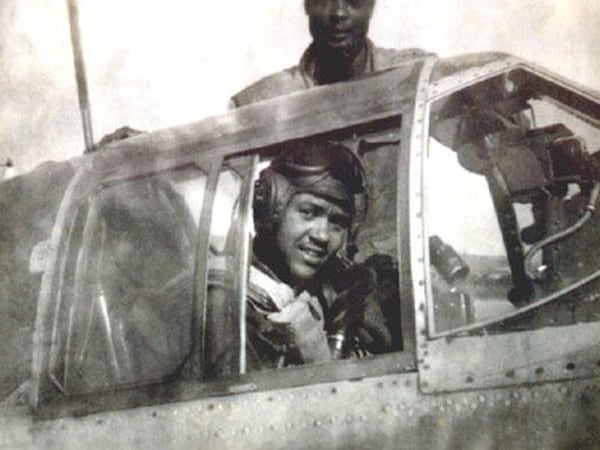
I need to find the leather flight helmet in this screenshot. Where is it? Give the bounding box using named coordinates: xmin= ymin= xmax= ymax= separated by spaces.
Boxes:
xmin=253 ymin=139 xmax=368 ymax=253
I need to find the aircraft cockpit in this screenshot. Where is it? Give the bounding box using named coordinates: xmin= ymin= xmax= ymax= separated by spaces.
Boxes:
xmin=27 ymin=65 xmax=418 ymax=416
xmin=2 ymin=56 xmax=599 ymax=447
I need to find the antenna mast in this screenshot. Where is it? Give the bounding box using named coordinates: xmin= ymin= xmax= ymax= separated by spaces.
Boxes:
xmin=66 ymin=0 xmax=94 ymax=152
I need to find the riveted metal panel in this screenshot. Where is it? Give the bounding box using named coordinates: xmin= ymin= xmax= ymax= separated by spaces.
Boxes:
xmin=421 ymin=322 xmax=600 ymax=393
xmin=3 ymin=373 xmax=598 ymax=449
xmin=409 ymin=56 xmax=437 ymax=392
xmin=429 ymin=55 xmax=522 ymax=101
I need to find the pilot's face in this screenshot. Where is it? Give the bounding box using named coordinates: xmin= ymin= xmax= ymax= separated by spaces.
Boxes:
xmin=276 ymin=192 xmax=350 ymax=285
xmin=305 ymin=0 xmax=375 ymax=55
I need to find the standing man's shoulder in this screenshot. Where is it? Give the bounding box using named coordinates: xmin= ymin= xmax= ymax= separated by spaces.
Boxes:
xmin=231 ymin=45 xmax=431 ymax=108
xmin=230 ymin=64 xmax=312 ymax=108
xmin=372 ymin=45 xmax=429 ymax=71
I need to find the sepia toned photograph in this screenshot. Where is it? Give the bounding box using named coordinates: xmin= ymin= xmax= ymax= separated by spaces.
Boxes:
xmin=1 ymin=1 xmax=600 ymax=448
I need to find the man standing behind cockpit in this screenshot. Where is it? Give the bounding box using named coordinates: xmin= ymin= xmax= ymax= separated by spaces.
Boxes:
xmin=230 ymin=0 xmax=426 ymax=107
xmin=229 ymin=0 xmax=417 ymax=354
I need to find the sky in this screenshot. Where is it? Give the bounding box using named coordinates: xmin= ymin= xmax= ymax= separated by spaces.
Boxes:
xmin=1 ymin=0 xmax=600 ymax=174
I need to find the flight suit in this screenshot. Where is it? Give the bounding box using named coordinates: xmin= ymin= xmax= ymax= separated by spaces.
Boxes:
xmin=205 ymin=251 xmax=392 ymax=377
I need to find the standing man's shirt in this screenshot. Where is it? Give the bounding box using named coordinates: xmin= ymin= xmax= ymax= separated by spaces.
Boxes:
xmin=230 ymin=39 xmax=426 ymax=108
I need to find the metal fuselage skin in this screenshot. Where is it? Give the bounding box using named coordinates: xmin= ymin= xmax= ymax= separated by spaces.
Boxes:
xmin=1 ymin=54 xmax=600 ymax=450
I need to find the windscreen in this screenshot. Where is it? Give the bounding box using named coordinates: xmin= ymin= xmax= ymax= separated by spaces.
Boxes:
xmin=49 ymin=166 xmax=204 ymax=394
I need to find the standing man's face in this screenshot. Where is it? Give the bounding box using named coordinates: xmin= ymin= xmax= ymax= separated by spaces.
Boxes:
xmin=305 ymin=0 xmax=375 ymax=56
xmin=276 ymin=193 xmax=350 ymax=286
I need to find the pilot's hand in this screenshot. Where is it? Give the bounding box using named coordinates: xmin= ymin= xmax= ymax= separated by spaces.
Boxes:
xmin=328 ymin=264 xmax=392 ymax=355
xmin=267 ymin=292 xmax=331 ymax=364
xmin=88 ymin=126 xmax=145 ymax=153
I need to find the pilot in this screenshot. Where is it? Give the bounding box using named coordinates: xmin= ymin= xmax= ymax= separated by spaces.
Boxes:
xmin=206 ymin=140 xmax=391 ymax=376
xmin=230 ymin=0 xmax=426 ymax=107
